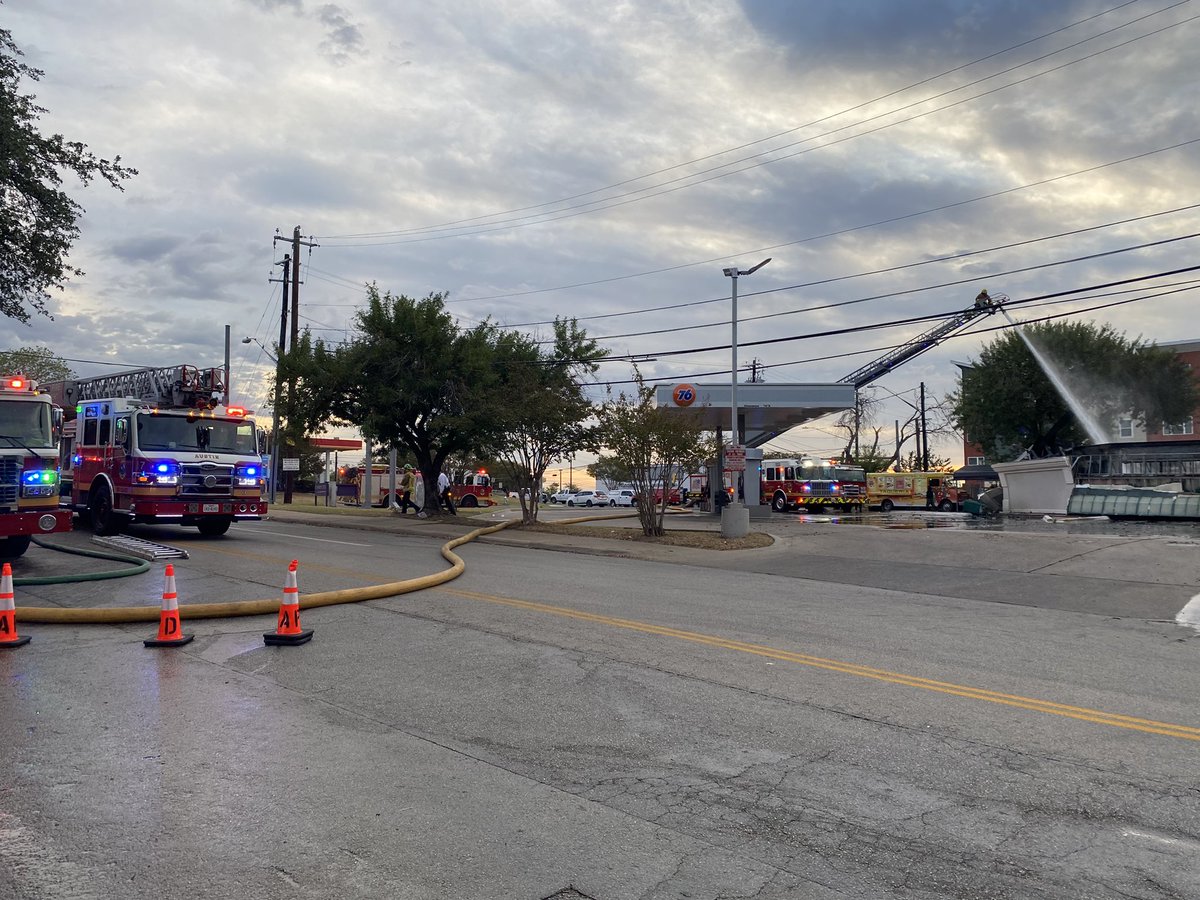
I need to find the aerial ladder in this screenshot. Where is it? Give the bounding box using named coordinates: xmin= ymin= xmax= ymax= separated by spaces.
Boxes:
xmin=44 ymin=365 xmax=226 ymax=413
xmin=837 ymin=290 xmax=1004 ymax=389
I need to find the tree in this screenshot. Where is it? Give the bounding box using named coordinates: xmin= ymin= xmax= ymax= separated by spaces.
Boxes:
xmin=594 ymin=372 xmax=711 ymax=537
xmin=281 ymin=287 xmax=601 ymax=517
xmin=488 ymin=318 xmax=605 ymax=524
xmin=0 ymin=345 xmax=74 ymax=382
xmin=950 ymin=321 xmax=1197 ymax=461
xmin=1 ymin=27 xmax=136 ymax=323
xmin=586 ymin=455 xmax=634 ymax=489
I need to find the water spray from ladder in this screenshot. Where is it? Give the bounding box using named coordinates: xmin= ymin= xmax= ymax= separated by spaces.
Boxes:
xmin=999 ymin=308 xmax=1108 ymax=445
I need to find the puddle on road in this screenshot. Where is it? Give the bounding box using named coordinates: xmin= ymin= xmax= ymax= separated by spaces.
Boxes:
xmin=768 ymin=510 xmax=1200 ymax=539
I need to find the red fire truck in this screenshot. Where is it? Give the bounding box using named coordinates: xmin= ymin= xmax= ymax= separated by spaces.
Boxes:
xmin=762 ymin=457 xmax=867 ymax=512
xmin=44 ymin=366 xmax=267 ymax=536
xmin=0 ymin=375 xmax=74 ymax=558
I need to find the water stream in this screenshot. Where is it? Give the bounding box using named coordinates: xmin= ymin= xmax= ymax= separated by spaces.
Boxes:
xmin=1000 ymin=308 xmax=1108 ymax=445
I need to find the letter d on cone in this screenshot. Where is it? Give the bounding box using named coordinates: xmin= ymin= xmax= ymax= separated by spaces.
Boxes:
xmin=264 ymin=560 xmax=313 ymax=646
xmin=144 ymin=564 xmax=193 ymax=648
xmin=0 ymin=563 xmax=31 ymax=649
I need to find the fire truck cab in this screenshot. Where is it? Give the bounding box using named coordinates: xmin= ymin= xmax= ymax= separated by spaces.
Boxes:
xmin=47 ymin=366 xmax=267 ymax=536
xmin=0 ymin=376 xmax=73 ymax=558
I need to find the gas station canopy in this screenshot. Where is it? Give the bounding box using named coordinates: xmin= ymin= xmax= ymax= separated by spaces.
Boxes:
xmin=655 ymin=382 xmax=856 ymax=448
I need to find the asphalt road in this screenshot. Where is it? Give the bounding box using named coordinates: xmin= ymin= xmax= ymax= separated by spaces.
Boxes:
xmin=2 ymin=514 xmax=1198 ymax=899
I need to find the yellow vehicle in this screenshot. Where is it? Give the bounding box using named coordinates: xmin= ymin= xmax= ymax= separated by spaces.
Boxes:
xmin=866 ymin=472 xmax=964 ymax=512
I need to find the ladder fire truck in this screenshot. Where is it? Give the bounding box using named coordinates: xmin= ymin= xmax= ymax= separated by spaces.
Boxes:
xmin=43 ymin=365 xmax=267 ymax=537
xmin=0 ymin=375 xmax=74 ymax=558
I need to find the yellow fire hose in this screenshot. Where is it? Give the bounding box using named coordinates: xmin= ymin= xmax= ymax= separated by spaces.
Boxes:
xmin=15 ymin=510 xmax=648 ymax=626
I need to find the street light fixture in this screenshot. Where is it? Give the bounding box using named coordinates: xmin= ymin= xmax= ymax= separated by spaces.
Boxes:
xmin=720 ymin=258 xmax=770 ymax=538
xmin=243 ymin=336 xmax=281 ymax=505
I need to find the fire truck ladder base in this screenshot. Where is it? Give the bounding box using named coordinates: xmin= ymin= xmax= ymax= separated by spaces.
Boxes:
xmin=91 ymin=535 xmax=190 ymax=561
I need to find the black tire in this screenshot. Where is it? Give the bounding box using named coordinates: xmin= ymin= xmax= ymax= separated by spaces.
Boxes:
xmin=460 ymin=494 xmax=478 ymax=508
xmin=89 ymin=482 xmax=122 ymax=535
xmin=880 ymin=498 xmax=895 ymax=513
xmin=939 ymin=499 xmax=956 ymax=512
xmin=771 ymin=491 xmax=788 ymax=513
xmin=610 ymin=500 xmax=617 ymax=506
xmin=585 ymin=500 xmax=594 ymax=507
xmin=0 ymin=535 xmax=32 ymax=559
xmin=197 ymin=517 xmax=232 ymax=537
xmin=567 ymin=500 xmax=575 ymax=507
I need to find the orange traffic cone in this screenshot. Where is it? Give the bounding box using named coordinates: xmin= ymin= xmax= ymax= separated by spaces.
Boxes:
xmin=0 ymin=563 xmax=30 ymax=649
xmin=264 ymin=559 xmax=313 ymax=646
xmin=144 ymin=564 xmax=193 ymax=647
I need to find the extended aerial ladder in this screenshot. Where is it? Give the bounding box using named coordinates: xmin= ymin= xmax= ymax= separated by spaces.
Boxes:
xmin=837 ymin=290 xmax=1004 ymax=389
xmin=43 ymin=365 xmax=226 ymax=413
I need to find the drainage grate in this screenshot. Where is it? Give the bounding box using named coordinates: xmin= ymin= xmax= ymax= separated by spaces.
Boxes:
xmin=542 ymin=889 xmax=598 ymax=900
xmin=92 ymin=535 xmax=190 ymax=561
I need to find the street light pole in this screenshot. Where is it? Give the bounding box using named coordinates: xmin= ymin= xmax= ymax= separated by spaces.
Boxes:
xmin=720 ymin=258 xmax=771 ymax=538
xmin=722 ymin=258 xmax=770 ymax=448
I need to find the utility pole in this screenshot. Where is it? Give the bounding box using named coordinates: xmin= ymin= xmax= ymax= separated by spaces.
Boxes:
xmin=268 ymin=254 xmax=290 ymax=505
xmin=920 ymin=381 xmax=929 ymax=472
xmin=272 ymin=226 xmax=319 ymax=351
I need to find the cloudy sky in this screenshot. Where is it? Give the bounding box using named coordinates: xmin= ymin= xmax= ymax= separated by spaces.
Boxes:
xmin=4 ymin=0 xmax=1199 ymax=465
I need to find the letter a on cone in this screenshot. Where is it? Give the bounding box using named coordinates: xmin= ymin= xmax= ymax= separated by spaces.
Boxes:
xmin=264 ymin=559 xmax=313 ymax=646
xmin=0 ymin=563 xmax=31 ymax=649
xmin=144 ymin=564 xmax=193 ymax=647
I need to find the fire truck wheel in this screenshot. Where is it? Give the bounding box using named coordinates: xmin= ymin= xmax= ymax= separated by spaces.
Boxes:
xmin=89 ymin=484 xmax=122 ymax=535
xmin=459 ymin=495 xmax=478 ymax=508
xmin=0 ymin=535 xmax=32 ymax=559
xmin=771 ymin=492 xmax=788 ymax=513
xmin=197 ymin=517 xmax=232 ymax=537
xmin=939 ymin=499 xmax=956 ymax=512
xmin=880 ymin=498 xmax=895 ymax=513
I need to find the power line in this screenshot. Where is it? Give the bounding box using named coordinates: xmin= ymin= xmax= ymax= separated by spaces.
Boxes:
xmin=580 ymin=230 xmax=1200 ymax=344
xmin=323 ymin=10 xmax=1200 ymax=250
xmin=502 ymin=202 xmax=1200 ymax=327
xmin=316 ymin=0 xmax=1162 ymax=243
xmin=598 ymin=264 xmax=1200 ymax=363
xmin=590 ymin=280 xmax=1200 ymax=386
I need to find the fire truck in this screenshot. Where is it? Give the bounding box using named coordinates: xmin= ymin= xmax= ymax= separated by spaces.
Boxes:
xmin=44 ymin=365 xmax=266 ymax=536
xmin=0 ymin=375 xmax=74 ymax=558
xmin=762 ymin=457 xmax=867 ymax=512
xmin=866 ymin=471 xmax=966 ymax=512
xmin=343 ymin=465 xmax=494 ymax=508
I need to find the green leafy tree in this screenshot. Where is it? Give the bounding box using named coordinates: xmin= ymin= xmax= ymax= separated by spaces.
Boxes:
xmin=586 ymin=455 xmax=635 ymax=489
xmin=950 ymin=322 xmax=1197 ymax=461
xmin=282 ymin=287 xmax=601 ymax=517
xmin=595 ymin=372 xmax=712 ymax=537
xmin=0 ymin=345 xmax=74 ymax=382
xmin=1 ymin=27 xmax=136 ymax=322
xmin=488 ymin=318 xmax=605 ymax=524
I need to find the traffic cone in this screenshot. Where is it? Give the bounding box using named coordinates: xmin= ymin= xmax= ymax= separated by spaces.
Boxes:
xmin=0 ymin=563 xmax=30 ymax=649
xmin=144 ymin=564 xmax=193 ymax=647
xmin=264 ymin=560 xmax=313 ymax=646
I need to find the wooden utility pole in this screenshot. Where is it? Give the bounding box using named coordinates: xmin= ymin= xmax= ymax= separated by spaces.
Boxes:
xmin=268 ymin=255 xmax=291 ymax=504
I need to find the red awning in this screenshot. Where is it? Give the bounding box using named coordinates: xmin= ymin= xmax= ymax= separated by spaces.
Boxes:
xmin=309 ymin=438 xmax=363 ymax=450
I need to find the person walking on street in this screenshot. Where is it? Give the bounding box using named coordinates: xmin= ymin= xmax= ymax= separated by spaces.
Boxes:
xmin=437 ymin=470 xmax=457 ymax=515
xmin=397 ymin=465 xmax=419 ymax=514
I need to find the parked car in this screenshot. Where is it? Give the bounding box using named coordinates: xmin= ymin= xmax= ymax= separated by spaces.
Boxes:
xmin=609 ymin=489 xmax=638 ymax=507
xmin=550 ymin=490 xmax=576 ymax=504
xmin=567 ymin=490 xmax=609 ymax=507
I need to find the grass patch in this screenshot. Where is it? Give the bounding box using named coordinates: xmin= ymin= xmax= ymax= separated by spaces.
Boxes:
xmin=522 ymin=523 xmax=773 ymax=551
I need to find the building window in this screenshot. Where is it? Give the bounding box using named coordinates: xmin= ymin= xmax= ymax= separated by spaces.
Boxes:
xmin=1162 ymin=417 xmax=1194 ymax=436
xmin=966 ymin=456 xmax=985 ymax=466
xmin=1117 ymin=418 xmax=1133 ymax=438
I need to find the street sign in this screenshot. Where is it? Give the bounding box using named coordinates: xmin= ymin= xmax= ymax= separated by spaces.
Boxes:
xmin=724 ymin=446 xmax=746 ymax=471
xmin=281 ymin=457 xmax=301 ymax=472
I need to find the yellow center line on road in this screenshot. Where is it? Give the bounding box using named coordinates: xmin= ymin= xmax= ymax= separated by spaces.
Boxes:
xmin=440 ymin=587 xmax=1200 ymax=742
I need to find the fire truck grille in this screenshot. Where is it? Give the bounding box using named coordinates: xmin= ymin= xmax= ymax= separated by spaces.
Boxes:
xmin=181 ymin=463 xmax=234 ymax=497
xmin=0 ymin=456 xmax=18 ymax=505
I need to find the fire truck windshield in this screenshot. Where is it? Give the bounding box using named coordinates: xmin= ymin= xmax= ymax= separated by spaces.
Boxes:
xmin=136 ymin=413 xmax=257 ymax=454
xmin=0 ymin=400 xmax=55 ymax=449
